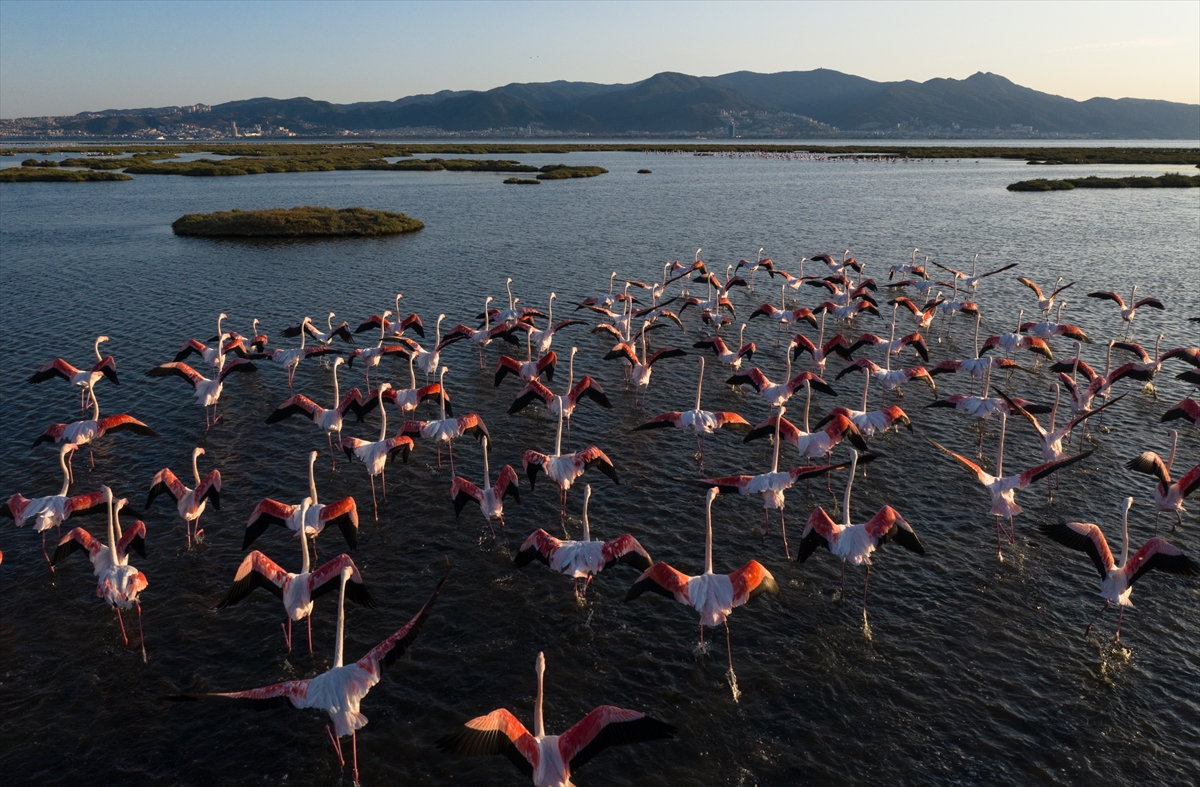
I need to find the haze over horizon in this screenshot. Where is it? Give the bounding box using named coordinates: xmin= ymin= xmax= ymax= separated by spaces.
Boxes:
xmin=1 ymin=0 xmax=1197 ymax=119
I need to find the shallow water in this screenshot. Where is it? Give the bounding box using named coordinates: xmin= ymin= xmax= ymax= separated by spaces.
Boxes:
xmin=1 ymin=150 xmax=1198 ymax=786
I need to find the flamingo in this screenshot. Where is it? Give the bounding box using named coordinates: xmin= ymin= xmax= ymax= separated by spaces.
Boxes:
xmin=218 ymin=505 xmax=374 ymax=654
xmin=790 ymin=312 xmax=852 ymax=375
xmin=1 ymin=444 xmax=104 ymax=565
xmin=624 ymin=488 xmax=779 ymax=693
xmin=54 ymin=487 xmax=148 ymax=659
xmin=693 ymin=323 xmax=756 ymax=372
xmin=890 ymin=296 xmax=941 ymax=331
xmin=340 ymin=384 xmax=414 ymax=520
xmin=283 ymin=312 xmax=355 ymax=345
xmin=999 ymin=388 xmax=1123 ymax=465
xmin=925 ymin=413 xmax=1093 ymax=560
xmin=1126 ymin=430 xmax=1200 ymax=533
xmin=27 ymin=335 xmax=118 ymax=412
xmin=509 ymin=347 xmax=612 ymax=448
xmin=816 ymin=370 xmax=913 ymax=438
xmin=32 ymin=379 xmax=157 ymax=470
xmin=843 ymin=306 xmax=931 ymax=363
xmin=145 ymin=357 xmax=257 ymax=428
xmin=266 ymin=357 xmax=364 ymax=467
xmin=735 ymin=246 xmax=774 ymax=289
xmin=146 ymin=446 xmax=221 ymax=548
xmin=743 ymin=391 xmax=868 ymax=461
xmin=515 ymin=484 xmax=652 ymax=598
xmin=929 ymin=313 xmax=1029 ymax=394
xmin=354 ymin=294 xmax=425 ymax=338
xmin=401 ymin=367 xmax=489 ymax=473
xmin=175 ymin=313 xmax=249 ymax=372
xmin=1039 ymin=497 xmax=1197 ymax=641
xmin=495 ymin=330 xmax=558 ymax=387
xmin=727 ymin=345 xmax=838 ymax=409
xmin=930 ymin=254 xmax=1017 ymax=293
xmin=812 ymin=298 xmax=881 ymax=322
xmin=347 ymin=310 xmax=410 ymax=388
xmin=701 ymin=405 xmax=855 ymax=558
xmin=1161 ymin=397 xmax=1200 ymax=428
xmin=211 ymin=318 xmax=268 ymax=353
xmin=523 ymin=397 xmax=618 ymax=519
xmin=603 ymin=323 xmax=686 ymax=406
xmin=1019 ymin=302 xmax=1092 ymax=344
xmin=244 ymin=450 xmax=360 ymax=551
xmin=1017 ymin=276 xmax=1074 ymax=316
xmin=1087 ymin=285 xmax=1165 ymax=337
xmin=748 ymin=282 xmax=818 ymax=336
xmin=192 ymin=564 xmax=447 ymax=786
xmin=441 ymin=297 xmax=519 ymax=369
xmin=526 ymin=293 xmax=586 ymax=354
xmin=450 ymin=435 xmax=521 ymax=536
xmin=367 ymin=351 xmax=450 ymax=421
xmin=52 ymin=495 xmax=145 ymax=584
xmin=835 ymin=358 xmax=937 ymax=399
xmin=980 ymin=311 xmax=1053 ymax=361
xmin=261 ymin=320 xmax=342 ymax=389
xmin=798 ymin=449 xmax=924 ymax=620
xmin=887 ymin=248 xmax=925 ymax=280
xmin=406 ymin=313 xmax=446 ymax=379
xmin=633 ymin=357 xmax=751 ymax=471
xmin=437 ymin=651 xmax=674 ymax=787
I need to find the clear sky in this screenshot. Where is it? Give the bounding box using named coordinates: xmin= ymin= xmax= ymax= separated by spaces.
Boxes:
xmin=1 ymin=0 xmax=1197 ymax=118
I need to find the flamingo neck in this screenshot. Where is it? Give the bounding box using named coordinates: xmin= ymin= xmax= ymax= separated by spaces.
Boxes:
xmin=1119 ymin=501 xmax=1130 ymax=567
xmin=94 ymin=337 xmax=103 ymax=361
xmin=1153 ymin=335 xmax=1162 ymax=363
xmin=333 ymin=569 xmax=347 ymax=668
xmin=1167 ymin=432 xmax=1177 ymax=470
xmin=1050 ymin=386 xmax=1060 ymax=431
xmin=299 ymin=522 xmax=311 ymax=575
xmin=300 ymin=324 xmax=307 ymax=350
xmin=333 ymin=362 xmax=341 ymax=405
xmin=438 ymin=369 xmax=447 ymax=421
xmin=309 ymin=454 xmax=318 ymax=503
xmin=58 ymin=448 xmax=71 ymax=496
xmin=482 ymin=438 xmax=491 ymax=487
xmin=860 ymin=374 xmax=869 ymax=411
xmin=436 ymin=315 xmax=444 ymax=345
xmin=817 ymin=312 xmax=825 ymax=345
xmin=1104 ymin=344 xmax=1112 ymax=377
xmin=704 ymin=495 xmax=714 ymax=575
xmin=192 ymin=451 xmax=201 ymax=486
xmin=408 ymin=354 xmax=416 ymax=390
xmin=379 ymin=389 xmax=388 ymax=440
xmin=771 ymin=408 xmax=783 ymax=473
xmin=533 ymin=659 xmax=545 ymax=739
xmin=973 ymin=314 xmax=981 ymax=358
xmin=804 ymin=382 xmax=812 ymax=432
xmin=694 ymin=359 xmax=704 ymax=411
xmin=554 ymin=401 xmax=564 ymax=457
xmin=89 ymin=383 xmax=99 ymax=422
xmin=996 ymin=415 xmax=1007 ymax=477
xmin=105 ymin=494 xmax=117 ymax=557
xmin=739 ymin=323 xmax=746 ymax=349
xmin=547 ymin=295 xmax=554 ymax=324
xmin=506 ymin=280 xmax=514 ymax=311
xmin=567 ymin=352 xmax=575 ymax=393
xmin=843 ymin=451 xmax=857 ymax=526
xmin=582 ymin=486 xmax=591 ymax=542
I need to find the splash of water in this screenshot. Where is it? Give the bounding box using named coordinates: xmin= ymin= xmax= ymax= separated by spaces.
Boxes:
xmin=727 ymin=666 xmax=741 ymax=703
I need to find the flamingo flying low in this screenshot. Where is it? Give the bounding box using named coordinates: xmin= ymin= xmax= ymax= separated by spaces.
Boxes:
xmin=32 ymin=380 xmax=158 ymax=470
xmin=523 ymin=397 xmax=618 ymax=519
xmin=515 ymin=484 xmax=651 ymax=598
xmin=437 ymin=651 xmax=675 ymax=787
xmin=266 ymin=357 xmax=364 ymax=468
xmin=401 ymin=367 xmax=489 ymax=473
xmin=28 ymin=335 xmax=118 ymax=412
xmin=243 ymin=450 xmax=359 ymax=552
xmin=1040 ymin=497 xmax=1197 ymax=641
xmin=187 ymin=563 xmax=447 ymax=786
xmin=625 ymin=487 xmax=779 ymax=694
xmin=146 ymin=358 xmax=258 ymax=428
xmin=450 ymin=435 xmax=521 ymax=536
xmin=1 ymin=444 xmax=103 ymax=565
xmin=146 ymin=446 xmax=221 ymax=548
xmin=508 ymin=347 xmax=612 ymax=449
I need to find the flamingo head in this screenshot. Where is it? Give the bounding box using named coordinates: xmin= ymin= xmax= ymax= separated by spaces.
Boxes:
xmin=193 ymin=446 xmax=205 ymax=459
xmin=219 ymin=313 xmax=228 ymax=321
xmin=333 ymin=357 xmax=344 ymax=369
xmin=102 ymin=485 xmax=113 ymax=504
xmin=571 ymin=346 xmax=578 ymax=359
xmin=115 ymin=497 xmax=128 ymax=513
xmin=706 ymin=486 xmax=718 ymax=504
xmin=379 ymin=382 xmax=393 ymax=394
xmin=309 ymin=450 xmax=318 ymax=465
xmin=383 ymin=310 xmax=393 ymax=319
xmin=97 ymin=335 xmax=110 ymax=345
xmin=536 ymin=651 xmax=545 ymax=678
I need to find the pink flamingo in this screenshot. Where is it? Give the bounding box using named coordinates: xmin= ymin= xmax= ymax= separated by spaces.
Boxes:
xmin=450 ymin=435 xmax=521 ymax=536
xmin=146 ymin=446 xmax=221 ymax=548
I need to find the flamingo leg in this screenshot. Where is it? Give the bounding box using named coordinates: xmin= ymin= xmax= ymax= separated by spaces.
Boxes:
xmin=566 ymin=416 xmax=572 ymax=452
xmin=307 ymin=615 xmax=314 ymax=655
xmin=370 ymin=476 xmax=378 ymax=521
xmin=995 ymin=517 xmax=1004 ymax=562
xmin=1154 ymin=510 xmax=1161 ymax=536
xmin=840 ymin=561 xmax=846 ymax=603
xmin=863 ymin=565 xmax=870 ymax=612
xmin=1174 ymin=510 xmax=1182 ymax=533
xmin=41 ymin=532 xmax=54 ymax=571
xmin=328 ymin=433 xmax=337 ymax=471
xmin=724 ymin=620 xmax=737 ymax=697
xmin=1115 ymin=606 xmax=1125 ymax=642
xmin=283 ymin=618 xmax=293 ymax=652
xmin=136 ymin=601 xmax=146 ymax=661
xmin=780 ymin=510 xmax=790 ymax=560
xmin=437 ymin=445 xmax=442 ymax=469
xmin=1084 ymin=600 xmax=1110 ymax=638
xmin=326 ymin=726 xmax=345 ymax=767
xmin=116 ymin=608 xmax=129 ymax=646
xmin=352 ymin=731 xmax=359 ymax=786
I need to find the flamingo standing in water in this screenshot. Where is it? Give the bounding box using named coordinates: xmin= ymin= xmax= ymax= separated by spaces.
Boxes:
xmin=28 ymin=335 xmax=119 ymax=412
xmin=437 ymin=651 xmax=675 ymax=787
xmin=1017 ymin=277 xmax=1074 ymax=316
xmin=797 ymin=450 xmax=924 ymax=621
xmin=54 ymin=487 xmax=148 ymax=659
xmin=727 ymin=345 xmax=839 ymax=409
xmin=998 ymin=387 xmax=1123 ymax=464
xmin=815 ymin=370 xmax=913 ymax=439
xmin=1020 ymin=302 xmax=1092 ymax=345
xmin=402 ymin=313 xmax=446 ymax=380
xmin=261 ymin=319 xmax=342 ymax=389
xmin=693 ymin=323 xmax=756 ymax=372
xmin=146 ymin=446 xmax=221 ymax=548
xmin=52 ymin=495 xmax=145 ymax=583
xmin=283 ymin=313 xmax=355 ymax=346
xmin=341 ymin=384 xmax=414 ymax=520
xmin=1126 ymin=430 xmax=1200 ymax=533
xmin=790 ymin=312 xmax=852 ymax=375
xmin=634 ymin=357 xmax=751 ymax=471
xmin=266 ymin=357 xmax=364 ymax=468
xmin=508 ymin=347 xmax=612 ymax=449
xmin=523 ymin=397 xmax=618 ymax=520
xmin=401 ymin=367 xmax=490 ymax=473
xmin=191 ymin=564 xmax=447 ymax=786
xmin=146 ymin=357 xmax=258 ymax=428
xmin=515 ymin=484 xmax=652 ymax=598
xmin=441 ymin=297 xmax=518 ymax=369
xmin=353 ymin=294 xmax=425 ymax=339
xmin=1040 ymin=497 xmax=1197 ymax=641
xmin=347 ymin=310 xmax=410 ymax=388
xmin=1087 ymin=285 xmax=1164 ymax=338
xmin=450 ymin=435 xmax=521 ymax=536
xmin=1 ymin=444 xmax=104 ymax=565
xmin=930 ymin=255 xmax=1017 ymax=294
xmin=218 ymin=503 xmax=374 ymax=654
xmin=625 ymin=488 xmax=779 ymax=694
xmin=700 ymin=406 xmax=854 ymax=558
xmin=603 ymin=322 xmax=686 ymax=406
xmin=743 ymin=380 xmax=868 ymax=462
xmin=526 ymin=293 xmax=587 ymax=354
xmin=495 ymin=330 xmax=558 ymax=387
xmin=243 ymin=450 xmax=360 ymax=551
xmin=175 ymin=313 xmax=248 ymax=373
xmin=925 ymin=413 xmax=1093 ymax=560
xmin=32 ymin=379 xmax=158 ymax=471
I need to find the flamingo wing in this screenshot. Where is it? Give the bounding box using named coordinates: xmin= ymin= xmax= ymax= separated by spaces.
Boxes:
xmin=625 ymin=561 xmax=693 ymax=604
xmin=864 ymin=506 xmax=924 ymax=554
xmin=1112 ymin=341 xmax=1151 ymax=363
xmin=1124 ymin=538 xmax=1198 ymax=586
xmin=522 ymin=451 xmax=549 ymax=489
xmin=1017 ymin=277 xmax=1047 ymax=300
xmin=578 ymin=446 xmax=619 ymax=484
xmin=1161 ymin=398 xmax=1200 ymax=426
xmin=712 ymin=412 xmax=752 ymax=433
xmin=791 ymin=371 xmax=838 ymax=397
xmin=509 ymin=379 xmax=555 ymax=414
xmin=385 ymin=435 xmax=415 ymax=463
xmin=571 ymin=376 xmax=613 ymax=409
xmin=514 ymin=529 xmax=561 ymax=567
xmin=97 ymin=414 xmax=158 ymax=438
xmin=63 ymin=491 xmax=108 ymax=519
xmin=1038 ymin=521 xmax=1116 ymax=579
xmin=633 ymin=412 xmax=683 ymax=431
xmin=217 ymin=551 xmax=289 ymax=607
xmin=437 ymin=708 xmax=538 ymax=780
xmin=202 ymin=679 xmax=312 ymax=709
xmin=603 ymin=342 xmax=639 ymax=365
xmin=728 ymin=560 xmax=780 ymax=605
xmin=560 ymin=706 xmax=676 ymax=777
xmin=172 ymin=339 xmax=211 ymax=363
xmin=601 ymin=534 xmax=652 ymax=572
xmin=308 ymin=555 xmax=375 ymax=607
xmin=449 ymin=477 xmax=484 ymax=517
xmin=743 ymin=414 xmax=798 ymax=445
xmin=243 ymin=498 xmax=297 ymax=549
xmin=455 ymin=413 xmax=490 ymax=443
xmin=693 ymin=336 xmax=730 ymax=355
xmin=924 ymin=437 xmax=991 ymax=486
xmin=1133 ymin=297 xmax=1164 ymax=310
xmin=51 ymin=527 xmax=103 ymax=566
xmin=789 ymin=458 xmax=854 ymax=483
xmin=1177 ymin=462 xmax=1200 ymax=500
xmin=146 ymin=468 xmax=186 ymax=508
xmin=94 ymin=356 xmax=121 ymax=384
xmin=1086 ymin=290 xmax=1125 ymax=308
xmin=493 ymin=356 xmax=523 ymax=387
xmin=339 ymin=388 xmax=365 ymax=421
xmin=27 ymin=358 xmax=82 ymax=384
xmin=146 ymin=362 xmax=204 ymax=388
xmin=117 ymin=519 xmax=148 ymax=560
xmin=319 ymin=496 xmax=360 ymax=549
xmin=726 ymin=367 xmax=770 ymax=393
xmin=494 ymin=465 xmax=522 ymax=504
xmin=1161 ymin=347 xmax=1200 ymax=368
xmin=697 ymin=475 xmax=750 ymax=495
xmin=536 ymin=351 xmax=558 ymax=381
xmin=266 ymin=394 xmax=321 ymax=423
xmin=358 ymin=562 xmax=449 ymax=677
xmin=1017 ymin=450 xmax=1094 ymax=487
xmin=354 ymin=315 xmax=385 ymax=334
xmin=1126 ymin=451 xmax=1171 ymax=486
xmin=196 ymin=469 xmax=222 ymax=510
xmin=797 ymin=507 xmax=840 ymax=562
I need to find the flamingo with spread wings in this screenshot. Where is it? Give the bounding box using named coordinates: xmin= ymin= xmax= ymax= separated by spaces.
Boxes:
xmin=266 ymin=357 xmax=364 ymax=467
xmin=401 ymin=368 xmax=489 ymax=473
xmin=28 ymin=335 xmax=118 ymax=412
xmin=450 ymin=435 xmax=521 ymax=536
xmin=145 ymin=357 xmax=257 ymax=428
xmin=523 ymin=397 xmax=618 ymax=519
xmin=243 ymin=451 xmax=359 ymax=552
xmin=341 ymin=384 xmax=414 ymax=520
xmin=146 ymin=447 xmax=221 ymax=548
xmin=1126 ymin=429 xmax=1200 ymax=533
xmin=2 ymin=444 xmax=104 ymax=565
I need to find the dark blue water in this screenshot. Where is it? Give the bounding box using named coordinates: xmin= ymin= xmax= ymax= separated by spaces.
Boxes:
xmin=1 ymin=150 xmax=1198 ymax=786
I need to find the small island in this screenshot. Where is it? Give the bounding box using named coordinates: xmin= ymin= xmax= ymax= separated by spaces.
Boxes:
xmin=0 ymin=167 xmax=132 ymax=183
xmin=638 ymin=169 xmax=652 ymax=174
xmin=503 ymin=177 xmax=541 ymax=185
xmin=171 ymin=206 xmax=424 ymax=238
xmin=1008 ymin=173 xmax=1200 ymax=191
xmin=537 ymin=164 xmax=609 ymax=180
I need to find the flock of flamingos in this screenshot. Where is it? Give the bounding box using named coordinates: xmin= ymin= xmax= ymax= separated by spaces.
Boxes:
xmin=5 ymin=247 xmax=1199 ymax=786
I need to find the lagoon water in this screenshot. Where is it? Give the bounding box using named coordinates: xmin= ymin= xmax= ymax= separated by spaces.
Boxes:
xmin=1 ymin=148 xmax=1198 ymax=786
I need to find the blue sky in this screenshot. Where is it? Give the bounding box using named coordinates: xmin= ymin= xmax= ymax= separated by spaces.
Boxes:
xmin=1 ymin=0 xmax=1197 ymax=117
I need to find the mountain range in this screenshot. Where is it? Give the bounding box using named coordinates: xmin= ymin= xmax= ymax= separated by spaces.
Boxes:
xmin=27 ymin=69 xmax=1200 ymax=139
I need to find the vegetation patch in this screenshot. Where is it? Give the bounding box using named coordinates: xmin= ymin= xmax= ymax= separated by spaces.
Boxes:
xmin=503 ymin=177 xmax=541 ymax=185
xmin=171 ymin=206 xmax=424 ymax=238
xmin=21 ymin=158 xmax=59 ymax=167
xmin=638 ymin=168 xmax=652 ymax=174
xmin=537 ymin=164 xmax=608 ymax=180
xmin=1008 ymin=173 xmax=1200 ymax=191
xmin=1 ymin=168 xmax=132 ymax=182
